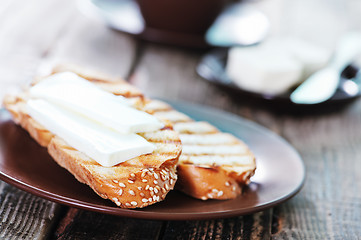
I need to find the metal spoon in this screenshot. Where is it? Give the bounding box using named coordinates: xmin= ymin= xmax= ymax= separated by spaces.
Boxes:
xmin=205 ymin=3 xmax=269 ymax=47
xmin=290 ymin=32 xmax=361 ymax=104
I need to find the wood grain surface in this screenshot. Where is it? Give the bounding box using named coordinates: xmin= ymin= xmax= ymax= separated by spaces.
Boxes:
xmin=1 ymin=0 xmax=361 ymax=239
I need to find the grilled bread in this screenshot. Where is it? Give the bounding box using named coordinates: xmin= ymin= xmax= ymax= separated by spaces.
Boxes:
xmin=3 ymin=66 xmax=182 ymax=208
xmin=143 ymin=100 xmax=256 ymax=200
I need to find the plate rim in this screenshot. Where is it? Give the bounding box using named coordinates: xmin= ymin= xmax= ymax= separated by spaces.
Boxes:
xmin=0 ymin=101 xmax=305 ymax=220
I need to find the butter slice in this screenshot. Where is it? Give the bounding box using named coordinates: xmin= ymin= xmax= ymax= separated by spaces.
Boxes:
xmin=226 ymin=37 xmax=330 ymax=95
xmin=227 ymin=46 xmax=302 ymax=95
xmin=29 ymin=72 xmax=164 ymax=133
xmin=27 ymin=99 xmax=155 ymax=167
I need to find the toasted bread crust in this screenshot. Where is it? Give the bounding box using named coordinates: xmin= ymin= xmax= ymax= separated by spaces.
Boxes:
xmin=3 ymin=68 xmax=181 ymax=208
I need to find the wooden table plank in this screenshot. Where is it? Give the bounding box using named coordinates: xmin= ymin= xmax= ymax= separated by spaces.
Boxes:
xmin=51 ymin=208 xmax=164 ymax=240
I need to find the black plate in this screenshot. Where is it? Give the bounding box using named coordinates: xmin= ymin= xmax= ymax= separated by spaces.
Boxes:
xmin=196 ymin=48 xmax=361 ymax=113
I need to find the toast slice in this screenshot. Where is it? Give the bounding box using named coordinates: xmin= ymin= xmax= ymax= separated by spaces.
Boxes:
xmin=143 ymin=100 xmax=256 ymax=200
xmin=3 ymin=66 xmax=182 ymax=208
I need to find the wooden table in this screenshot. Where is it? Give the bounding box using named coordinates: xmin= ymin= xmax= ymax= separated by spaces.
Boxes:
xmin=1 ymin=0 xmax=361 ymax=239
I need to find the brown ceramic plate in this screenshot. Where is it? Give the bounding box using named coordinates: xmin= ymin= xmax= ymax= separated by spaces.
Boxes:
xmin=0 ymin=100 xmax=305 ymax=220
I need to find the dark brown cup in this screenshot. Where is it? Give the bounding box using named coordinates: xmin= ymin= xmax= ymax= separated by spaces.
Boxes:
xmin=136 ymin=0 xmax=228 ymax=34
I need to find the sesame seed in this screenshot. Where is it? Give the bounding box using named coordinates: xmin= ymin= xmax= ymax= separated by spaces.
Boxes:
xmin=225 ymin=181 xmax=230 ymax=187
xmin=119 ymin=183 xmax=126 ymax=188
xmin=161 ymin=175 xmax=166 ymax=181
xmin=125 ymin=203 xmax=131 ymax=207
xmin=141 ymin=172 xmax=146 ymax=178
xmin=149 ymin=187 xmax=153 ymax=191
xmin=148 ymin=198 xmax=152 ymax=202
xmin=130 ymin=173 xmax=136 ymax=178
xmin=201 ymin=196 xmax=207 ymax=200
xmin=149 ymin=168 xmax=154 ymax=171
xmin=140 ymin=192 xmax=145 ymax=197
xmin=112 ymin=197 xmax=118 ymax=202
xmin=161 ymin=187 xmax=166 ymax=193
xmin=150 ymin=191 xmax=154 ymax=197
xmin=119 ymin=189 xmax=123 ymax=195
xmin=153 ymin=180 xmax=158 ymax=184
xmin=145 ymin=185 xmax=150 ymax=190
xmin=165 ymin=184 xmax=169 ymax=190
xmin=155 ymin=186 xmax=161 ymax=191
xmin=153 ymin=195 xmax=157 ymax=201
xmin=207 ymin=193 xmax=213 ymax=198
xmin=212 ymin=189 xmax=219 ymax=193
xmin=161 ymin=169 xmax=168 ymax=175
xmin=142 ymin=198 xmax=148 ymax=203
xmin=232 ymin=186 xmax=236 ymax=191
xmin=154 ymin=188 xmax=158 ymax=194
xmin=131 ymin=201 xmax=138 ymax=206
xmin=112 ymin=180 xmax=119 ymax=183
xmin=170 ymin=179 xmax=174 ymax=185
xmin=129 ymin=190 xmax=135 ymax=196
xmin=128 ymin=180 xmax=134 ymax=184
xmin=142 ymin=179 xmax=148 ymax=183
xmin=138 ymin=186 xmax=142 ymax=191
xmin=217 ymin=191 xmax=224 ymax=197
xmin=115 ymin=201 xmax=121 ymax=206
xmin=154 ymin=173 xmax=159 ymax=179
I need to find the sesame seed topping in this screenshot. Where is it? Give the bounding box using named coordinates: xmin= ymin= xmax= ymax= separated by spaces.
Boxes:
xmin=112 ymin=180 xmax=119 ymax=183
xmin=141 ymin=172 xmax=146 ymax=178
xmin=115 ymin=201 xmax=121 ymax=206
xmin=138 ymin=187 xmax=142 ymax=191
xmin=119 ymin=183 xmax=126 ymax=188
xmin=149 ymin=187 xmax=153 ymax=191
xmin=140 ymin=192 xmax=145 ymax=197
xmin=150 ymin=191 xmax=154 ymax=197
xmin=154 ymin=188 xmax=158 ymax=194
xmin=201 ymin=196 xmax=207 ymax=200
xmin=142 ymin=198 xmax=148 ymax=203
xmin=145 ymin=185 xmax=150 ymax=190
xmin=119 ymin=189 xmax=123 ymax=195
xmin=161 ymin=169 xmax=168 ymax=175
xmin=153 ymin=195 xmax=157 ymax=201
xmin=142 ymin=179 xmax=148 ymax=182
xmin=161 ymin=187 xmax=166 ymax=193
xmin=170 ymin=179 xmax=174 ymax=185
xmin=212 ymin=189 xmax=219 ymax=193
xmin=154 ymin=173 xmax=159 ymax=179
xmin=125 ymin=203 xmax=131 ymax=207
xmin=128 ymin=180 xmax=134 ymax=184
xmin=148 ymin=198 xmax=152 ymax=202
xmin=232 ymin=186 xmax=236 ymax=191
xmin=153 ymin=180 xmax=158 ymax=184
xmin=131 ymin=201 xmax=138 ymax=206
xmin=217 ymin=191 xmax=224 ymax=197
xmin=149 ymin=168 xmax=154 ymax=171
xmin=161 ymin=175 xmax=166 ymax=181
xmin=112 ymin=197 xmax=118 ymax=202
xmin=129 ymin=190 xmax=135 ymax=196
xmin=130 ymin=173 xmax=136 ymax=178
xmin=165 ymin=184 xmax=169 ymax=190
xmin=225 ymin=181 xmax=230 ymax=187
xmin=207 ymin=193 xmax=213 ymax=198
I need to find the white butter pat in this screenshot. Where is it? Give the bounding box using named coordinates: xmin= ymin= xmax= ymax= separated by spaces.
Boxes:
xmin=227 ymin=46 xmax=302 ymax=95
xmin=27 ymin=99 xmax=155 ymax=167
xmin=29 ymin=72 xmax=164 ymax=133
xmin=226 ymin=37 xmax=331 ymax=95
